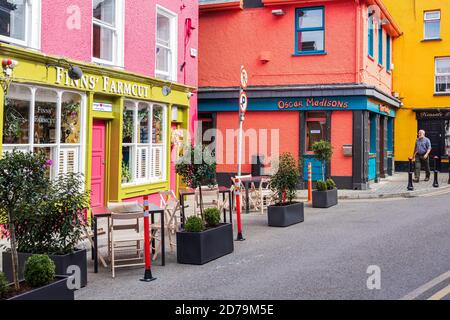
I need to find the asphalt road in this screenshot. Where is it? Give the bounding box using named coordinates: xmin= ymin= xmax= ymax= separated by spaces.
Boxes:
xmin=76 ymin=192 xmax=450 ymax=300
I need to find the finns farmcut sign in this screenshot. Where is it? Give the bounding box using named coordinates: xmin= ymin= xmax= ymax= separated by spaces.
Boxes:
xmin=55 ymin=67 xmax=151 ymax=98
xmin=278 ymin=98 xmax=349 ymax=110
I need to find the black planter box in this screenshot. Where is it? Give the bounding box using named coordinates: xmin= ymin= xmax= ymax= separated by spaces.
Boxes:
xmin=267 ymin=202 xmax=304 ymax=227
xmin=177 ymin=223 xmax=234 ymax=265
xmin=8 ymin=276 xmax=75 ymax=300
xmin=312 ymin=188 xmax=338 ymax=208
xmin=2 ymin=249 xmax=87 ymax=288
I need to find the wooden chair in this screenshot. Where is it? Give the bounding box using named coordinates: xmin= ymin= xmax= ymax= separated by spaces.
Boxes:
xmin=194 ymin=186 xmax=220 ymax=215
xmin=110 ymin=211 xmax=145 ymax=278
xmin=231 ymin=175 xmax=258 ymax=212
xmin=157 ymin=191 xmax=182 ymax=255
xmin=255 ymin=178 xmax=274 ymax=214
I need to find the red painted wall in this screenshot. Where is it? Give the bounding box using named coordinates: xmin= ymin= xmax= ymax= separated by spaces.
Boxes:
xmin=199 ymin=1 xmax=358 ymax=87
xmin=215 ymin=111 xmax=299 ymax=173
xmin=330 ymin=111 xmax=353 ymax=176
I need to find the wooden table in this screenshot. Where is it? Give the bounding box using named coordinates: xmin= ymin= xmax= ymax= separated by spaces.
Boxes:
xmin=179 ymin=186 xmax=233 ymax=227
xmin=239 ymin=176 xmax=270 ymax=214
xmin=91 ymin=203 xmax=165 ymax=274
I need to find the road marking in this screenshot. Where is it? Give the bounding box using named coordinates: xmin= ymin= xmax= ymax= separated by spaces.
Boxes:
xmin=400 ymin=271 xmax=450 ymax=300
xmin=421 ymin=188 xmax=450 ymax=197
xmin=427 ymin=284 xmax=450 ymax=300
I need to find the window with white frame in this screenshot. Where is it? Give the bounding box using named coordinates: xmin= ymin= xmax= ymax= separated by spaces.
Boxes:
xmin=156 ymin=6 xmax=177 ymax=81
xmin=0 ymin=0 xmax=40 ymax=49
xmin=122 ymin=100 xmax=167 ymax=185
xmin=424 ymin=10 xmax=440 ymax=40
xmin=92 ymin=0 xmax=124 ymax=66
xmin=2 ymin=84 xmax=85 ymax=178
xmin=435 ymin=57 xmax=450 ymax=93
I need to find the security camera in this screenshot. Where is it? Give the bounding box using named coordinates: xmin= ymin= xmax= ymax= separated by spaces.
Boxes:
xmin=187 ymin=92 xmax=195 ymax=99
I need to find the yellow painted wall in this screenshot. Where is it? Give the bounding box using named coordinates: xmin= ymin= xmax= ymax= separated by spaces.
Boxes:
xmin=383 ymin=0 xmax=450 ymax=162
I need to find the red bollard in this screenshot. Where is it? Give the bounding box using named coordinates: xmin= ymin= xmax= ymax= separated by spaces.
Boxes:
xmin=234 ymin=178 xmax=245 ymax=241
xmin=140 ymin=195 xmax=156 ymax=282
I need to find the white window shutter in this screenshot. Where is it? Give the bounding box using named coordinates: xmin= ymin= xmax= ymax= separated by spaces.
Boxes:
xmin=59 ymin=148 xmax=79 ymax=175
xmin=152 ymin=146 xmax=163 ymax=179
xmin=136 ymin=147 xmax=148 ymax=180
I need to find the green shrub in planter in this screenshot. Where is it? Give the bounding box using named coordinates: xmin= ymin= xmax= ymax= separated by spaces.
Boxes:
xmin=326 ymin=179 xmax=336 ymax=190
xmin=0 ymin=272 xmax=8 ymax=298
xmin=204 ymin=208 xmax=221 ymax=228
xmin=185 ymin=216 xmax=205 ymax=233
xmin=24 ymin=255 xmax=55 ymax=288
xmin=316 ymin=180 xmax=328 ymax=192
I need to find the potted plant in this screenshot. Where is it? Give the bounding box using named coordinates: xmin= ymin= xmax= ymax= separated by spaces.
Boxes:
xmin=0 ymin=150 xmax=90 ymax=289
xmin=267 ymin=153 xmax=304 ymax=227
xmin=176 ymin=208 xmax=234 ymax=265
xmin=1 ymin=255 xmax=75 ymax=300
xmin=121 ymin=161 xmax=132 ymax=184
xmin=311 ymin=140 xmax=338 ymax=208
xmin=3 ymin=99 xmax=26 ymax=144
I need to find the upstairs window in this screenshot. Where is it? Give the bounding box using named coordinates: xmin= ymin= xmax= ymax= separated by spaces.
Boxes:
xmin=435 ymin=57 xmax=450 ymax=93
xmin=378 ymin=25 xmax=383 ymax=66
xmin=156 ymin=6 xmax=177 ymax=81
xmin=0 ymin=0 xmax=40 ymax=49
xmin=368 ymin=13 xmax=374 ymax=57
xmin=386 ymin=34 xmax=391 ymax=71
xmin=295 ymin=7 xmax=325 ymax=54
xmin=92 ymin=0 xmax=124 ymax=66
xmin=424 ymin=11 xmax=440 ymax=40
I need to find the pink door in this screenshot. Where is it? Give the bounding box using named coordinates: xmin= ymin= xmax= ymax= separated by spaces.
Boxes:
xmin=90 ymin=120 xmax=106 ymax=208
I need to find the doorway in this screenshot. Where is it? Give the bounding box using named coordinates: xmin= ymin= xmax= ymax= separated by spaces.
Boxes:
xmin=90 ymin=120 xmax=106 ymax=208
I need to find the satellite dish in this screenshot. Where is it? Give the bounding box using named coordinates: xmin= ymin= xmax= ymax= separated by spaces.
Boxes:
xmin=68 ymin=66 xmax=83 ymax=80
xmin=162 ymin=86 xmax=172 ymax=96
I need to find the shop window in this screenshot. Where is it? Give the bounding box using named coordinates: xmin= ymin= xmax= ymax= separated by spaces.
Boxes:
xmin=122 ymin=100 xmax=167 ymax=185
xmin=424 ymin=10 xmax=440 ymax=40
xmin=0 ymin=0 xmax=40 ymax=49
xmin=445 ymin=120 xmax=450 ymax=156
xmin=92 ymin=0 xmax=124 ymax=66
xmin=156 ymin=6 xmax=177 ymax=81
xmin=295 ymin=7 xmax=325 ymax=54
xmin=2 ymin=84 xmax=85 ymax=178
xmin=368 ymin=13 xmax=374 ymax=57
xmin=306 ymin=111 xmax=326 ymax=152
xmin=435 ymin=58 xmax=450 ymax=93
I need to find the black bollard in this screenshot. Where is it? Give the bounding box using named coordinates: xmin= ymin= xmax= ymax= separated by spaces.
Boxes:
xmin=448 ymin=154 xmax=450 ymax=185
xmin=433 ymin=156 xmax=439 ymax=188
xmin=407 ymin=157 xmax=414 ymax=191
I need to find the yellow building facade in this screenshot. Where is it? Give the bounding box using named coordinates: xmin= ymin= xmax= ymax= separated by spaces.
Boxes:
xmin=384 ymin=0 xmax=450 ymax=170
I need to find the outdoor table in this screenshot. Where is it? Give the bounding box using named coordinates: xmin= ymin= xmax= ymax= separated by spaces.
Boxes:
xmin=239 ymin=176 xmax=270 ymax=214
xmin=179 ymin=186 xmax=233 ymax=228
xmin=91 ymin=203 xmax=165 ymax=274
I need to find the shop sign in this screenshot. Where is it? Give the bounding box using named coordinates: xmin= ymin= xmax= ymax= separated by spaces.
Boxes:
xmin=379 ymin=105 xmax=391 ymax=114
xmin=416 ymin=109 xmax=450 ymax=119
xmin=278 ymin=98 xmax=349 ymax=110
xmin=55 ymin=67 xmax=150 ymax=98
xmin=93 ymin=102 xmax=113 ymax=112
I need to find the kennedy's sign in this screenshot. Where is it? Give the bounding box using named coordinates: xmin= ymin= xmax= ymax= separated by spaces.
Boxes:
xmin=416 ymin=109 xmax=450 ymax=119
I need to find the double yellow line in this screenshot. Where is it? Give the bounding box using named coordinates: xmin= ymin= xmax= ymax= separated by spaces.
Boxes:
xmin=401 ymin=271 xmax=450 ymax=300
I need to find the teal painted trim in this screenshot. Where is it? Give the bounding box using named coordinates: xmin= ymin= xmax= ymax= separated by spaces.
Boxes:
xmin=386 ymin=35 xmax=391 ymax=71
xmin=292 ymin=51 xmax=327 ymax=56
xmin=378 ymin=25 xmax=383 ymax=66
xmin=368 ymin=157 xmax=377 ymax=180
xmin=387 ymin=117 xmax=394 ymax=151
xmin=368 ymin=16 xmax=374 ymax=57
xmin=303 ymin=155 xmax=325 ymax=181
xmin=295 ymin=6 xmax=325 ymax=55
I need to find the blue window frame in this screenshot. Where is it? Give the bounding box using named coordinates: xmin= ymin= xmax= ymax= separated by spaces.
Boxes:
xmin=368 ymin=15 xmax=374 ymax=57
xmin=378 ymin=25 xmax=383 ymax=66
xmin=386 ymin=34 xmax=391 ymax=71
xmin=295 ymin=7 xmax=325 ymax=55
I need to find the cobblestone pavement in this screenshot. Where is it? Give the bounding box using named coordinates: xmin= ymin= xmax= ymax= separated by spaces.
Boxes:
xmin=296 ymin=172 xmax=450 ymax=199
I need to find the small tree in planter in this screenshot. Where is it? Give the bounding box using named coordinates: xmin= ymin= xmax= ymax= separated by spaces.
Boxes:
xmin=177 ymin=208 xmax=233 ymax=265
xmin=311 ymin=141 xmax=338 ymax=208
xmin=0 ymin=150 xmax=90 ymax=288
xmin=175 ymin=143 xmax=216 ymax=219
xmin=268 ymin=153 xmax=304 ymax=227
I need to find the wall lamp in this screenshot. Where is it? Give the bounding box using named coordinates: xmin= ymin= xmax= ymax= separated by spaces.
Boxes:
xmin=46 ymin=59 xmax=83 ymax=81
xmin=272 ymin=9 xmax=285 ymax=16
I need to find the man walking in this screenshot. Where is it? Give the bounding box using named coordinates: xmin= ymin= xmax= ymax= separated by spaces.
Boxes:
xmin=413 ymin=130 xmax=432 ymax=182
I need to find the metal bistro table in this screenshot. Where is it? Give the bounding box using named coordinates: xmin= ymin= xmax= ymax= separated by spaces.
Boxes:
xmin=91 ymin=203 xmax=165 ymax=274
xmin=179 ymin=186 xmax=233 ymax=227
xmin=239 ymin=176 xmax=270 ymax=214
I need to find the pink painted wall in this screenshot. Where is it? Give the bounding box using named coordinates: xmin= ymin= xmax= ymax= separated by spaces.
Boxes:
xmin=330 ymin=111 xmax=353 ymax=177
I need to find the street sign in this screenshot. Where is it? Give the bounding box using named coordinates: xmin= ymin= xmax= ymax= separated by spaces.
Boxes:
xmin=239 ymin=91 xmax=248 ymax=112
xmin=240 ymin=66 xmax=248 ymax=89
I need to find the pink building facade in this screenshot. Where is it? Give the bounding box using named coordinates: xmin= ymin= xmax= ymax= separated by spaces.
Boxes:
xmin=0 ymin=0 xmax=199 ymax=207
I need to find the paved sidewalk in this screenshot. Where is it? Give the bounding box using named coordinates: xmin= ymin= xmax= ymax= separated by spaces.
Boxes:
xmin=296 ymin=172 xmax=450 ymax=200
